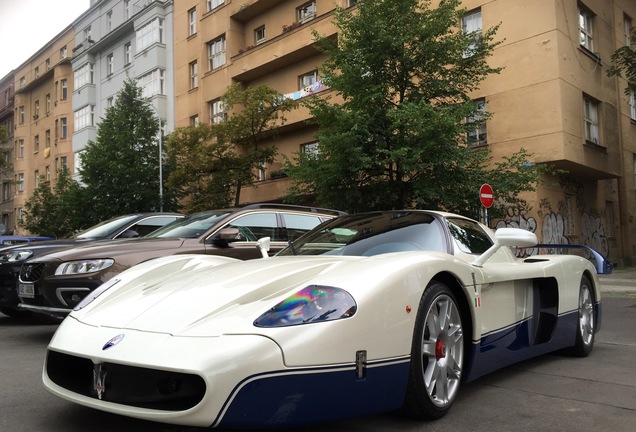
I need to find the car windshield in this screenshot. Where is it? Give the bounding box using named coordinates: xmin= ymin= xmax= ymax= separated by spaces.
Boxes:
xmin=277 ymin=212 xmax=447 ymax=257
xmin=74 ymin=215 xmax=140 ymax=239
xmin=145 ymin=211 xmax=232 ymax=239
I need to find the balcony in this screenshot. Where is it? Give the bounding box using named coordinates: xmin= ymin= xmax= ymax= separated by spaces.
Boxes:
xmin=229 ymin=13 xmax=336 ymax=82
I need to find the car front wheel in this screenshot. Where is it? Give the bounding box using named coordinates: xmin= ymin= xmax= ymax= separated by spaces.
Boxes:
xmin=403 ymin=280 xmax=464 ymax=420
xmin=568 ymin=275 xmax=595 ymax=357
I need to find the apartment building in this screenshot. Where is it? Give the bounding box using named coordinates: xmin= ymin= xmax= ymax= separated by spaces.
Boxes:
xmin=173 ymin=0 xmax=636 ymax=265
xmin=0 ymin=73 xmax=15 ymax=233
xmin=12 ymin=27 xmax=76 ymax=235
xmin=71 ymin=0 xmax=175 ymax=177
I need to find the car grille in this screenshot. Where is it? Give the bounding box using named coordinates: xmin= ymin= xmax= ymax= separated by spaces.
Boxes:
xmin=46 ymin=350 xmax=206 ymax=411
xmin=19 ymin=263 xmax=46 ymax=282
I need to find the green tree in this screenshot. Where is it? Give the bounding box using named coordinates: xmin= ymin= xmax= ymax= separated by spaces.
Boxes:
xmin=285 ymin=0 xmax=550 ymax=217
xmin=23 ymin=168 xmax=84 ymax=237
xmin=0 ymin=125 xmax=11 ymax=182
xmin=166 ymin=84 xmax=298 ymax=210
xmin=165 ymin=124 xmax=245 ymax=211
xmin=607 ymin=28 xmax=636 ymax=94
xmin=78 ymin=78 xmax=173 ymax=223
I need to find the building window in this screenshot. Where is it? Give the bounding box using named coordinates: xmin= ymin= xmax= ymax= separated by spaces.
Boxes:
xmin=467 ymin=99 xmax=487 ymax=146
xmin=188 ymin=8 xmax=197 ymax=36
xmin=107 ymin=53 xmax=114 ymax=75
xmin=45 ymin=130 xmax=51 ymax=148
xmin=139 ymin=69 xmax=165 ymax=97
xmin=34 ymin=100 xmax=40 ymax=119
xmin=258 ymin=161 xmax=267 ymax=181
xmin=124 ymin=0 xmax=130 ymax=19
xmin=18 ymin=106 xmax=24 ymax=124
xmin=35 ymin=67 xmax=40 ymax=78
xmin=207 ymin=0 xmax=224 ymax=12
xmin=46 ymin=94 xmax=51 ymax=114
xmin=299 ymin=70 xmax=318 ymax=89
xmin=107 ymin=10 xmax=113 ymax=32
xmin=301 ymin=142 xmax=320 ymax=157
xmin=579 ymin=6 xmax=594 ymax=51
xmin=255 ymin=26 xmax=266 ymax=45
xmin=61 ymin=79 xmax=68 ymax=100
xmin=136 ymin=18 xmax=163 ymax=52
xmin=60 ymin=46 xmax=67 ymax=59
xmin=2 ymin=182 xmax=10 ymax=201
xmin=124 ymin=42 xmax=132 ymax=65
xmin=61 ymin=117 xmax=68 ymax=138
xmin=625 ymin=14 xmax=633 ymax=46
xmin=630 ymin=90 xmax=636 ymax=121
xmin=84 ymin=26 xmax=92 ymax=42
xmin=17 ymin=139 xmax=24 ymax=158
xmin=462 ymin=9 xmax=482 ymax=56
xmin=17 ymin=174 xmax=24 ymax=192
xmin=34 ymin=135 xmax=40 ymax=153
xmin=208 ymin=99 xmax=225 ymax=124
xmin=46 ymin=58 xmax=51 ymax=70
xmin=74 ymin=63 xmax=94 ymax=88
xmin=45 ymin=166 xmax=51 ymax=183
xmin=19 ymin=77 xmax=25 ymax=88
xmin=583 ymin=96 xmax=600 ymax=144
xmin=74 ymin=105 xmax=95 ymax=130
xmin=34 ymin=170 xmax=40 ymax=188
xmin=190 ymin=115 xmax=199 ymax=126
xmin=207 ymin=35 xmax=226 ymax=70
xmin=297 ymin=1 xmax=316 ymax=23
xmin=190 ymin=61 xmax=198 ymax=89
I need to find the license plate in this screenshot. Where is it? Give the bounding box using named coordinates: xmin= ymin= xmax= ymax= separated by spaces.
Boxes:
xmin=18 ymin=283 xmax=35 ymax=298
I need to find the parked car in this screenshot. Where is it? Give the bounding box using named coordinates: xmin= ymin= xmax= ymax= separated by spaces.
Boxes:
xmin=17 ymin=204 xmax=345 ymax=320
xmin=42 ymin=210 xmax=605 ymax=428
xmin=0 ymin=212 xmax=183 ymax=318
xmin=0 ymin=235 xmax=55 ymax=246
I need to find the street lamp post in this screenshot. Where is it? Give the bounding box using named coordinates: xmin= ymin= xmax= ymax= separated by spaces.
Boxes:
xmin=135 ymin=98 xmax=163 ymax=211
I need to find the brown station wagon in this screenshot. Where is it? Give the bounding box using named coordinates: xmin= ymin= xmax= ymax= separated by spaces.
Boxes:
xmin=17 ymin=203 xmax=346 ymax=320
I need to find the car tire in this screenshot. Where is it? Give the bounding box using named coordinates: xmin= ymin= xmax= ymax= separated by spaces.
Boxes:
xmin=402 ymin=280 xmax=464 ymax=420
xmin=567 ymin=275 xmax=595 ymax=357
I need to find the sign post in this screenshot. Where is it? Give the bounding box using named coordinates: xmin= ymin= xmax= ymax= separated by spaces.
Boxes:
xmin=479 ymin=183 xmax=494 ymax=226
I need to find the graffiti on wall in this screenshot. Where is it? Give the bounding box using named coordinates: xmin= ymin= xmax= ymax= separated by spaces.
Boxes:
xmin=581 ymin=211 xmax=609 ymax=257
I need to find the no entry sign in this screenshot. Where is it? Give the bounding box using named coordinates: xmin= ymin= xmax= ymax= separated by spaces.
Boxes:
xmin=479 ymin=183 xmax=494 ymax=208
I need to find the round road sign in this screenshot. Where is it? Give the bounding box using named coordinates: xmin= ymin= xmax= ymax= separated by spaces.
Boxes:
xmin=480 ymin=183 xmax=494 ymax=208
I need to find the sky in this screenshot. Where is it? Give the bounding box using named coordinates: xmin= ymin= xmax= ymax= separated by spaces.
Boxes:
xmin=0 ymin=0 xmax=91 ymax=78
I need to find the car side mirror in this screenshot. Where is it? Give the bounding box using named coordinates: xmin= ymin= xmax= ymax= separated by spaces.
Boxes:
xmin=120 ymin=229 xmax=140 ymax=238
xmin=211 ymin=227 xmax=241 ymax=247
xmin=472 ymin=228 xmax=537 ymax=267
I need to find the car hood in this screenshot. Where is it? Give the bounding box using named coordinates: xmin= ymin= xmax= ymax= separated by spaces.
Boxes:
xmin=33 ymin=238 xmax=188 ymax=262
xmin=74 ymin=254 xmax=365 ymax=337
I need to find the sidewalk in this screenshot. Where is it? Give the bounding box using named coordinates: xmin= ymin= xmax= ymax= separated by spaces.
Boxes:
xmin=598 ymin=266 xmax=636 ymax=293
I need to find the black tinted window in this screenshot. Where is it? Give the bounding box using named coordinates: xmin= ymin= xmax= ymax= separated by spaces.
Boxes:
xmin=227 ymin=213 xmax=281 ymax=241
xmin=447 ymin=218 xmax=492 ymax=254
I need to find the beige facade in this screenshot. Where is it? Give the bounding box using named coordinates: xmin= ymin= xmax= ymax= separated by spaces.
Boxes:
xmin=173 ymin=0 xmax=636 ymax=265
xmin=13 ymin=26 xmax=76 ymax=234
xmin=0 ymin=73 xmax=15 ymax=233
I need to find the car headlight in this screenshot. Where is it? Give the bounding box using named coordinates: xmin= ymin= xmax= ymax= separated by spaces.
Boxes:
xmin=55 ymin=258 xmax=115 ymax=275
xmin=73 ymin=278 xmax=121 ymax=311
xmin=0 ymin=250 xmax=33 ymax=263
xmin=254 ymin=285 xmax=357 ymax=328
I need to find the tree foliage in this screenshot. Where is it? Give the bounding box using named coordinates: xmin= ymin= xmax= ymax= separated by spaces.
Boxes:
xmin=166 ymin=84 xmax=298 ymax=210
xmin=77 ymin=78 xmax=174 ymax=223
xmin=284 ymin=0 xmax=551 ymax=218
xmin=23 ymin=168 xmax=84 ymax=237
xmin=607 ymin=28 xmax=636 ymax=94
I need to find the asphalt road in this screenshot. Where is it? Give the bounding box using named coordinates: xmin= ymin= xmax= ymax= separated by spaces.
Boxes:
xmin=1 ymin=284 xmax=634 ymax=432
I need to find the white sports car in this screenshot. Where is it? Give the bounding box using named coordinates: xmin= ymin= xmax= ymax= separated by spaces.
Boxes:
xmin=43 ymin=211 xmax=604 ymax=428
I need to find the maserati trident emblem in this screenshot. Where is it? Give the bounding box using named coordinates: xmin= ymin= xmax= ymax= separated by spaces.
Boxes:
xmin=93 ymin=363 xmax=107 ymax=400
xmin=102 ymin=334 xmax=124 ymax=350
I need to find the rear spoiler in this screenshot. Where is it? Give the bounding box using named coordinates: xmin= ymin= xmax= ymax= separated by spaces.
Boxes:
xmin=528 ymin=244 xmax=614 ymax=274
